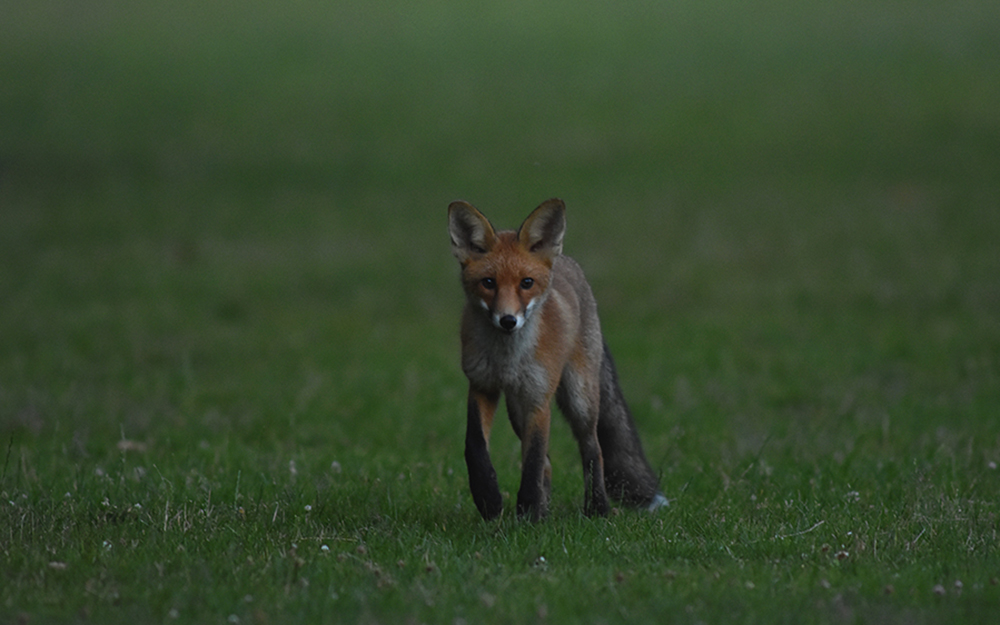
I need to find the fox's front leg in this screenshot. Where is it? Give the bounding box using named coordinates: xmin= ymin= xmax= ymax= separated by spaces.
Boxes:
xmin=465 ymin=388 xmax=503 ymax=520
xmin=511 ymin=402 xmax=553 ymax=521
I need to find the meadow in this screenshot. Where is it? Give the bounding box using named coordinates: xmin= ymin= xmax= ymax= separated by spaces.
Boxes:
xmin=2 ymin=0 xmax=999 ymax=622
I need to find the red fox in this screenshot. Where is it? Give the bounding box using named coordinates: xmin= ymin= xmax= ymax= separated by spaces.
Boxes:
xmin=448 ymin=198 xmax=668 ymax=520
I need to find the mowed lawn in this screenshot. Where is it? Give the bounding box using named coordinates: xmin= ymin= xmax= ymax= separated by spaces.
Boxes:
xmin=2 ymin=0 xmax=999 ymax=623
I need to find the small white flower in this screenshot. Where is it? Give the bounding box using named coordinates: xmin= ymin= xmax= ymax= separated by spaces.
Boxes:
xmin=321 ymin=545 xmax=330 ymax=552
xmin=304 ymin=505 xmax=312 ymax=512
xmin=103 ymin=540 xmax=112 ymax=551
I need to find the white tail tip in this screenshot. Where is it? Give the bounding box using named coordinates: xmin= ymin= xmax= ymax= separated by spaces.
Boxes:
xmin=647 ymin=492 xmax=669 ymax=511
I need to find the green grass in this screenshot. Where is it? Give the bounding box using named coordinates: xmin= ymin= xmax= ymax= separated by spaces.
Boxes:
xmin=2 ymin=0 xmax=999 ymax=622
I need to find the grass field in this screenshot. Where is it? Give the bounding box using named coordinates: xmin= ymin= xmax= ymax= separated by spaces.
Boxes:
xmin=2 ymin=0 xmax=999 ymax=622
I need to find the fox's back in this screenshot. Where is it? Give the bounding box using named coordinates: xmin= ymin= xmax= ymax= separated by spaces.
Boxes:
xmin=547 ymin=254 xmax=602 ymax=356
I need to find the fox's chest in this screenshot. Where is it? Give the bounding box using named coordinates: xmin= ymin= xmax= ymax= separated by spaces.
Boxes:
xmin=461 ymin=324 xmax=550 ymax=399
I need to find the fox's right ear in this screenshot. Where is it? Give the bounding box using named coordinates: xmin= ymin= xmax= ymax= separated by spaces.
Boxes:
xmin=518 ymin=198 xmax=566 ymax=260
xmin=448 ymin=201 xmax=497 ymax=263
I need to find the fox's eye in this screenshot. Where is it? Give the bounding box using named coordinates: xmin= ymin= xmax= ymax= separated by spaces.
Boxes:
xmin=520 ymin=277 xmax=534 ymax=290
xmin=481 ymin=277 xmax=496 ymax=290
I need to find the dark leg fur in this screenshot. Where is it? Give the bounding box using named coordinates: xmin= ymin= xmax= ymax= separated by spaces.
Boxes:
xmin=596 ymin=342 xmax=661 ymax=507
xmin=555 ymin=384 xmax=611 ymax=517
xmin=516 ymin=431 xmax=551 ymax=521
xmin=579 ymin=436 xmax=611 ymax=516
xmin=465 ymin=394 xmax=503 ymax=520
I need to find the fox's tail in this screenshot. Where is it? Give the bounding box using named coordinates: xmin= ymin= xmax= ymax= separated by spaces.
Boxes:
xmin=597 ymin=342 xmax=669 ymax=510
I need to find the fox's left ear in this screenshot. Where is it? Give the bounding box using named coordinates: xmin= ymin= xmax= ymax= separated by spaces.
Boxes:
xmin=519 ymin=198 xmax=566 ymax=259
xmin=449 ymin=200 xmax=497 ymax=263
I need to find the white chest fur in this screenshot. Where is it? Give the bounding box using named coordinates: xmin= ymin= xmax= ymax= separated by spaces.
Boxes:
xmin=461 ymin=312 xmax=549 ymax=401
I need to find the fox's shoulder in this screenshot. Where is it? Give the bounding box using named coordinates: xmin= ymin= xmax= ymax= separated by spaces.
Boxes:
xmin=551 ymin=254 xmax=589 ymax=288
xmin=550 ymin=254 xmax=598 ymax=312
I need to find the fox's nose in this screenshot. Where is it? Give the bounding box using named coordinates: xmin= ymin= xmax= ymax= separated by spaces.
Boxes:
xmin=499 ymin=315 xmax=518 ymax=331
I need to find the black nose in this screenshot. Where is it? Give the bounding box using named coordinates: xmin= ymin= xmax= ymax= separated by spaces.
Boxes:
xmin=499 ymin=315 xmax=518 ymax=331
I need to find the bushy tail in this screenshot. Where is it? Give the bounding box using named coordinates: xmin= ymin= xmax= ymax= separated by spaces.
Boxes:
xmin=597 ymin=342 xmax=667 ymax=509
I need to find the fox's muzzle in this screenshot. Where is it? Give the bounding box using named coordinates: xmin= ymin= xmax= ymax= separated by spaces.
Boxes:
xmin=498 ymin=315 xmax=518 ymax=331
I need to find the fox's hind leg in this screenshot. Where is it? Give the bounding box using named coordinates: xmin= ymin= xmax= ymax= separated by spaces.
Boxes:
xmin=576 ymin=426 xmax=611 ymax=516
xmin=556 ymin=369 xmax=611 ymax=517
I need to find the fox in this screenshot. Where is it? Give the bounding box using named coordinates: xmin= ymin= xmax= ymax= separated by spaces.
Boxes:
xmin=448 ymin=198 xmax=668 ymax=521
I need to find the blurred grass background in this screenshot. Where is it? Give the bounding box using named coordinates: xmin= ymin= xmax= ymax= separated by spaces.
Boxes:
xmin=3 ymin=0 xmax=997 ymax=453
xmin=2 ymin=0 xmax=999 ymax=621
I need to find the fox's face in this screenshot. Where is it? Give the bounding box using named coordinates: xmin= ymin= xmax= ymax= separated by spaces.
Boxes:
xmin=461 ymin=236 xmax=552 ymax=332
xmin=449 ymin=199 xmax=566 ymax=333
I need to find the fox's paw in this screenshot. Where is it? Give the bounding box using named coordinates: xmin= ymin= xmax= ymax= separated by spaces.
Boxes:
xmin=647 ymin=492 xmax=669 ymax=512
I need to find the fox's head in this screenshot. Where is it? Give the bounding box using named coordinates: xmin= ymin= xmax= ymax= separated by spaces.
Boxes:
xmin=448 ymin=199 xmax=566 ymax=333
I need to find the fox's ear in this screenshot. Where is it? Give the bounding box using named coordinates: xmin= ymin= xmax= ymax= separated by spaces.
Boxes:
xmin=518 ymin=198 xmax=565 ymax=259
xmin=449 ymin=201 xmax=497 ymax=262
